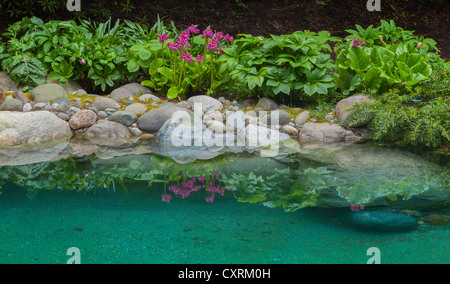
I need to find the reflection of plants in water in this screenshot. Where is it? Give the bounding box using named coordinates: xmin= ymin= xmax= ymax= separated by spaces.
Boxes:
xmin=222 ymin=167 xmax=334 ymax=212
xmin=334 ymin=167 xmax=450 ymax=206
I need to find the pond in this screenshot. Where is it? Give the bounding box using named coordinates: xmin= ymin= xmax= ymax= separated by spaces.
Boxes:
xmin=0 ymin=139 xmax=448 ymax=264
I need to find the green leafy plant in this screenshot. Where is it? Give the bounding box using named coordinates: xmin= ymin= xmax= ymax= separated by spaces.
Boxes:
xmin=219 ymin=31 xmax=340 ymax=102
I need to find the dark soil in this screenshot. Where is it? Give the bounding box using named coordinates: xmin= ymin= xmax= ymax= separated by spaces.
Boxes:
xmin=3 ymin=0 xmax=446 ymax=59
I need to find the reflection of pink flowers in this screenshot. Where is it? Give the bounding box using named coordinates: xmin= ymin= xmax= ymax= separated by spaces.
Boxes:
xmin=162 ymin=194 xmax=172 ymax=203
xmin=350 ymin=203 xmax=365 ymax=211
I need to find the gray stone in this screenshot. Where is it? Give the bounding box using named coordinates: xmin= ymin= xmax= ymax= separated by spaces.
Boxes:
xmin=139 ymin=93 xmax=161 ymax=102
xmin=0 ymin=111 xmax=72 ymax=146
xmin=97 ymin=111 xmax=108 ymax=119
xmin=46 ymin=78 xmax=82 ymax=95
xmin=176 ymin=101 xmax=191 ymax=109
xmin=0 ymin=72 xmax=20 ymax=92
xmin=85 ymin=120 xmax=132 ymax=140
xmin=257 ymin=97 xmax=278 ymax=111
xmin=0 ymin=97 xmax=23 ymax=111
xmin=138 ymin=104 xmax=187 ymax=133
xmin=111 ymin=83 xmax=153 ymax=100
xmin=124 ymin=103 xmax=148 ymax=115
xmin=300 ymin=122 xmax=360 ymax=142
xmin=22 ymin=103 xmax=32 ymax=112
xmin=260 ymin=110 xmax=291 ymax=126
xmin=187 ymin=95 xmax=223 ymax=114
xmin=131 ymin=128 xmax=143 ymax=137
xmin=12 ymin=91 xmax=28 ymax=105
xmin=30 ymin=83 xmax=67 ymax=102
xmin=91 ymin=97 xmax=120 ymax=111
xmin=336 ymin=95 xmax=374 ymax=127
xmin=281 ymin=125 xmax=299 ymax=136
xmin=295 ymin=111 xmax=310 ymax=126
xmin=54 ymin=102 xmax=69 ymax=113
xmin=56 ymin=112 xmax=70 ymax=121
xmin=75 ymin=89 xmax=88 ymax=96
xmin=242 ymin=99 xmax=258 ymax=107
xmin=53 ymin=97 xmax=72 ymax=105
xmin=109 ymin=111 xmax=137 ymax=127
xmin=33 ymin=102 xmax=48 ymax=111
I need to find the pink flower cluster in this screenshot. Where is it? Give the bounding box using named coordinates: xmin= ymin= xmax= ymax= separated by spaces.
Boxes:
xmin=187 ymin=24 xmax=200 ymax=34
xmin=180 ymin=52 xmax=194 ymax=64
xmin=350 ymin=203 xmax=365 ymax=211
xmin=159 ymin=33 xmax=169 ymax=44
xmin=161 ymin=172 xmax=227 ymax=203
xmin=352 ymin=38 xmax=366 ymax=48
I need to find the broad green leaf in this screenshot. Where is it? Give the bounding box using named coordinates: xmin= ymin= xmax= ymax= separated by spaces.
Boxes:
xmin=138 ymin=49 xmax=152 ymax=61
xmin=167 ymin=86 xmax=180 ymax=99
xmin=364 ymin=67 xmax=383 ymax=94
xmin=127 ymin=59 xmax=140 ymax=73
xmin=348 ymin=46 xmax=372 ymax=73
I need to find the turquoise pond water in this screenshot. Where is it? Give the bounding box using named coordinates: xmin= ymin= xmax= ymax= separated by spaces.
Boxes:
xmin=0 ymin=145 xmax=448 ymax=264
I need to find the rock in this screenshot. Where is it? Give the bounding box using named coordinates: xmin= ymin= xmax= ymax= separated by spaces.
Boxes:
xmin=110 ymin=83 xmax=153 ymax=100
xmin=12 ymin=91 xmax=28 ymax=105
xmin=131 ymin=127 xmax=143 ymax=137
xmin=138 ymin=104 xmax=187 ymax=133
xmin=53 ymin=97 xmax=72 ymax=105
xmin=91 ymin=97 xmax=120 ymax=111
xmin=56 ymin=112 xmax=70 ymax=121
xmin=0 ymin=111 xmax=72 ymax=146
xmin=139 ymin=93 xmax=161 ymax=102
xmin=225 ymin=110 xmax=246 ymax=130
xmin=124 ymin=103 xmax=148 ymax=115
xmin=22 ymin=103 xmax=32 ymax=112
xmin=75 ymin=89 xmax=88 ymax=96
xmin=33 ymin=102 xmax=48 ymax=111
xmin=54 ymin=102 xmax=69 ymax=113
xmin=0 ymin=87 xmax=5 ymax=105
xmin=300 ymin=122 xmax=360 ymax=142
xmin=176 ymin=101 xmax=191 ymax=109
xmin=85 ymin=120 xmax=132 ymax=140
xmin=238 ymin=124 xmax=291 ymax=148
xmin=324 ymin=113 xmax=334 ymax=120
xmin=281 ymin=125 xmax=299 ymax=136
xmin=295 ymin=111 xmax=310 ymax=126
xmin=30 ymin=83 xmax=67 ymax=102
xmin=109 ymin=111 xmax=137 ymax=127
xmin=257 ymin=97 xmax=278 ymax=111
xmin=260 ymin=110 xmax=291 ymax=126
xmin=0 ymin=97 xmax=23 ymax=111
xmin=70 ymin=101 xmax=83 ymax=110
xmin=46 ymin=78 xmax=82 ymax=94
xmin=0 ymin=72 xmax=20 ymax=91
xmin=422 ymin=215 xmax=449 ymax=226
xmin=69 ymin=109 xmax=97 ymax=130
xmin=187 ymin=95 xmax=223 ymax=114
xmin=206 ymin=120 xmax=226 ymax=134
xmin=344 ymin=211 xmax=418 ymax=232
xmin=97 ymin=111 xmax=108 ymax=119
xmin=336 ymin=95 xmax=374 ymax=127
xmin=242 ymin=99 xmax=258 ymax=107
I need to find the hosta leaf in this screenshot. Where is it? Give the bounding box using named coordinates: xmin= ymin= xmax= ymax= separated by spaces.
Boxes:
xmin=364 ymin=67 xmax=383 ymax=94
xmin=167 ymin=86 xmax=180 ymax=99
xmin=348 ymin=46 xmax=372 ymax=73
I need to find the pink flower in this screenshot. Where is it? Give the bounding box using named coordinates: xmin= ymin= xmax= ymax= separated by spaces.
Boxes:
xmin=214 ymin=32 xmax=224 ymax=40
xmin=158 ymin=33 xmax=169 ymax=44
xmin=223 ymin=35 xmax=234 ymax=42
xmin=79 ymin=59 xmax=86 ymax=65
xmin=201 ymin=29 xmax=214 ymax=39
xmin=207 ymin=39 xmax=219 ymax=51
xmin=205 ymin=193 xmax=215 ymax=203
xmin=187 ymin=25 xmax=200 ymax=34
xmin=166 ymin=42 xmax=180 ymax=51
xmin=180 ymin=52 xmax=194 ymax=64
xmin=196 ymin=55 xmax=205 ymax=63
xmin=351 ymin=39 xmax=366 ymax=48
xmin=162 ymin=194 xmax=172 ymax=203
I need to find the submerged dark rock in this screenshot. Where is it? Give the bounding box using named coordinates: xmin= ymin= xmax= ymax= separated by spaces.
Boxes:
xmin=344 ymin=211 xmax=419 ymax=232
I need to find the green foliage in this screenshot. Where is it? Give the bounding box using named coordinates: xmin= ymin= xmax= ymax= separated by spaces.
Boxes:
xmin=0 ymin=17 xmax=165 ymax=91
xmin=219 ymin=31 xmax=340 ymax=101
xmin=336 ymin=42 xmax=433 ymax=96
xmin=343 ymin=65 xmax=450 ymax=149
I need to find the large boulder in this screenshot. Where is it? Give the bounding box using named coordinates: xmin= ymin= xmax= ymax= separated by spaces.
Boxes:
xmin=30 ymin=83 xmax=68 ymax=102
xmin=343 ymin=211 xmax=418 ymax=232
xmin=0 ymin=111 xmax=72 ymax=146
xmin=300 ymin=122 xmax=360 ymax=142
xmin=0 ymin=72 xmax=20 ymax=92
xmin=256 ymin=97 xmax=278 ymax=111
xmin=0 ymin=96 xmax=23 ymax=111
xmin=138 ymin=104 xmax=187 ymax=133
xmin=336 ymin=95 xmax=374 ymax=127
